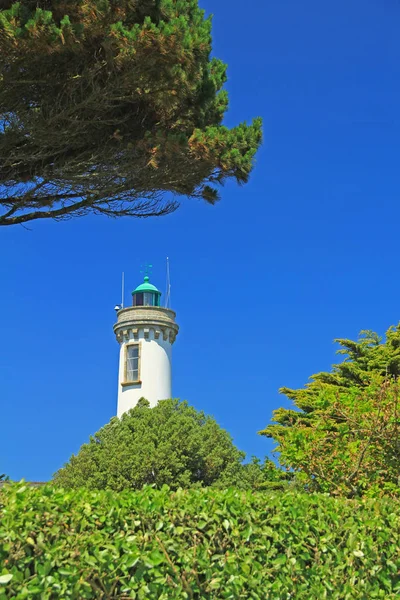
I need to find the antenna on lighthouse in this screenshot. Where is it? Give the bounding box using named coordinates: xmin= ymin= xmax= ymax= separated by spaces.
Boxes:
xmin=165 ymin=257 xmax=171 ymax=308
xmin=114 ymin=272 xmax=125 ymax=311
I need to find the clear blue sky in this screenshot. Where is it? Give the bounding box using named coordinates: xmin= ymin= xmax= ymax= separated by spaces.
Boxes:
xmin=1 ymin=0 xmax=400 ymax=481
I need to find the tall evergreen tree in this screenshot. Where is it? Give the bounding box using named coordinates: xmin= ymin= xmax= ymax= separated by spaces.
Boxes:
xmin=263 ymin=325 xmax=400 ymax=428
xmin=0 ymin=1 xmax=262 ymax=226
xmin=260 ymin=325 xmax=400 ymax=497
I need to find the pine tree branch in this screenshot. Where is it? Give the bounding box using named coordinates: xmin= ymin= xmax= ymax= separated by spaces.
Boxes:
xmin=0 ymin=197 xmax=91 ymax=225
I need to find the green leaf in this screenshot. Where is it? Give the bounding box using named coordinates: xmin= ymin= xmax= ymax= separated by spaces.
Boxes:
xmin=273 ymin=554 xmax=287 ymax=566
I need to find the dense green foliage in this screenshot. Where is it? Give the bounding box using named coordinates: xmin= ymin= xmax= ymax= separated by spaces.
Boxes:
xmin=232 ymin=456 xmax=292 ymax=491
xmin=0 ymin=0 xmax=262 ymax=226
xmin=54 ymin=399 xmax=285 ymax=491
xmin=261 ymin=325 xmax=400 ymax=497
xmin=273 ymin=325 xmax=400 ymax=411
xmin=2 ymin=484 xmax=400 ymax=599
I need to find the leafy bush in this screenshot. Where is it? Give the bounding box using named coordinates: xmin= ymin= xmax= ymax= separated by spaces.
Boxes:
xmin=53 ymin=399 xmax=289 ymax=491
xmin=1 ymin=484 xmax=400 ymax=599
xmin=53 ymin=399 xmax=248 ymax=490
xmin=264 ymin=377 xmax=400 ymax=498
xmin=216 ymin=456 xmax=292 ymax=491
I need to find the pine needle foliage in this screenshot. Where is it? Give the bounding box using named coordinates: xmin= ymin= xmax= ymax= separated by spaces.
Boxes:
xmin=0 ymin=0 xmax=262 ymax=226
xmin=53 ymin=399 xmax=248 ymax=491
xmin=260 ymin=325 xmax=400 ymax=497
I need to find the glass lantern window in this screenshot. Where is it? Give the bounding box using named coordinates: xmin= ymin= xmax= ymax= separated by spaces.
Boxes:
xmin=133 ymin=292 xmax=144 ymax=306
xmin=144 ymin=292 xmax=154 ymax=306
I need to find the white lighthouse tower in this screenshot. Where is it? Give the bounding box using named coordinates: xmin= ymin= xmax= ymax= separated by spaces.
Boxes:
xmin=113 ymin=273 xmax=179 ymax=417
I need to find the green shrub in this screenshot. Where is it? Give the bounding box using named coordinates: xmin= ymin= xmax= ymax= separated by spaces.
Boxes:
xmin=53 ymin=399 xmax=289 ymax=492
xmin=1 ymin=483 xmax=400 ymax=599
xmin=53 ymin=399 xmax=248 ymax=491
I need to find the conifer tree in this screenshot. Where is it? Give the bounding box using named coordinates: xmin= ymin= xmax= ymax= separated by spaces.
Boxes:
xmin=262 ymin=325 xmax=400 ymax=429
xmin=54 ymin=399 xmax=246 ymax=490
xmin=54 ymin=399 xmax=289 ymax=491
xmin=260 ymin=325 xmax=400 ymax=497
xmin=0 ymin=1 xmax=262 ymax=226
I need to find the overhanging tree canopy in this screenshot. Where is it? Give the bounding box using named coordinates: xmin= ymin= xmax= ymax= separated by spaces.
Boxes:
xmin=0 ymin=0 xmax=262 ymax=226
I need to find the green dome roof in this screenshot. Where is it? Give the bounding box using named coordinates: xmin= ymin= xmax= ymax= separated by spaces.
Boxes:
xmin=132 ymin=276 xmax=161 ymax=294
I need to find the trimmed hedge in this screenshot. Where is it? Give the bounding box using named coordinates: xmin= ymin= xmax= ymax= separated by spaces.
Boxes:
xmin=1 ymin=484 xmax=400 ymax=599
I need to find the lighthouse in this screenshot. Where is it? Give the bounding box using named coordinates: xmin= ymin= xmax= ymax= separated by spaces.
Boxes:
xmin=113 ymin=273 xmax=179 ymax=417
